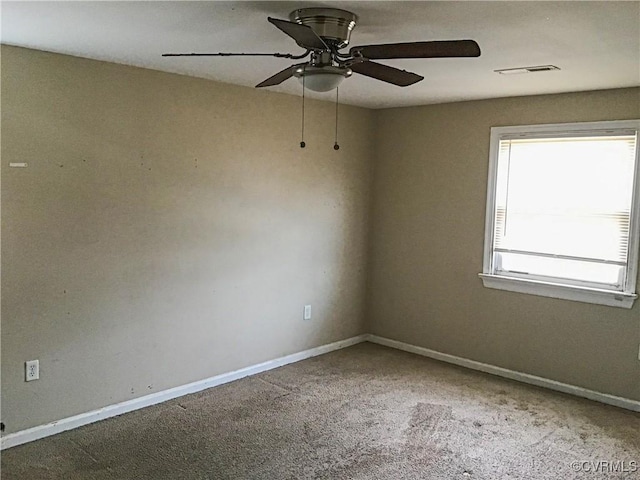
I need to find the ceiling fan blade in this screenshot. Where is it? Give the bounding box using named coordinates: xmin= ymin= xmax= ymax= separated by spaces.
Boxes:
xmin=268 ymin=17 xmax=328 ymax=51
xmin=350 ymin=40 xmax=481 ymax=59
xmin=350 ymin=61 xmax=423 ymax=87
xmin=255 ymin=65 xmax=296 ymax=88
xmin=162 ymin=52 xmax=305 ymax=59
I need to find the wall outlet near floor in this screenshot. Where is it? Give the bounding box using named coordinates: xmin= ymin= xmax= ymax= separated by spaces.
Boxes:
xmin=303 ymin=305 xmax=312 ymax=320
xmin=25 ymin=360 xmax=39 ymax=381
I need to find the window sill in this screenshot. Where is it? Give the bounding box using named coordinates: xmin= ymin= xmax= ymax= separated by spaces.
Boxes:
xmin=478 ymin=274 xmax=637 ymax=309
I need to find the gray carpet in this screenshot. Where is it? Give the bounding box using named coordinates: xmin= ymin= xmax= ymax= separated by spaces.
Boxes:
xmin=2 ymin=342 xmax=639 ymax=479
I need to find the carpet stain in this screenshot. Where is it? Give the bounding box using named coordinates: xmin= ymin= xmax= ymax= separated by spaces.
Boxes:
xmin=406 ymin=402 xmax=452 ymax=437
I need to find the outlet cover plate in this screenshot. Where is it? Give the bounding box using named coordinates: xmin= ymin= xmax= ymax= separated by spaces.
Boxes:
xmin=304 ymin=305 xmax=311 ymax=320
xmin=25 ymin=360 xmax=39 ymax=381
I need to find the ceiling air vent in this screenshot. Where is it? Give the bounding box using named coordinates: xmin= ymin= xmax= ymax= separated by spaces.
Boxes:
xmin=495 ymin=65 xmax=560 ymax=75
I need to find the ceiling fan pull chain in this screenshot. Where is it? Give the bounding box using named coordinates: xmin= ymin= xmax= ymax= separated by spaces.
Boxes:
xmin=300 ymin=75 xmax=306 ymax=148
xmin=334 ymin=88 xmax=340 ymax=150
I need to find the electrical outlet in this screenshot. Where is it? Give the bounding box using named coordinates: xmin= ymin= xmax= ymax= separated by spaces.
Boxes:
xmin=304 ymin=305 xmax=312 ymax=320
xmin=25 ymin=360 xmax=39 ymax=382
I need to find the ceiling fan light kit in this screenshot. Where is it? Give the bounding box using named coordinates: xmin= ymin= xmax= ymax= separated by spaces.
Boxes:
xmin=294 ymin=65 xmax=352 ymax=92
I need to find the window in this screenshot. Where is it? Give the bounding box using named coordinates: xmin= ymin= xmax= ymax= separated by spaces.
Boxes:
xmin=480 ymin=120 xmax=640 ymax=308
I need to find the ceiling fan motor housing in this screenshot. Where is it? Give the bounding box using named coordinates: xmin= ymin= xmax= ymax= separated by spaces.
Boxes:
xmin=290 ymin=8 xmax=358 ymax=49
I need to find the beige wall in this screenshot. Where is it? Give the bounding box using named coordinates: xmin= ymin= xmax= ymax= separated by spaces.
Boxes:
xmin=2 ymin=45 xmax=639 ymax=437
xmin=1 ymin=46 xmax=374 ymax=433
xmin=368 ymin=88 xmax=640 ymax=401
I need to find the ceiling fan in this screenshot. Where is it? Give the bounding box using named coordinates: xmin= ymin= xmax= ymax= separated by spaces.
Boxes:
xmin=163 ymin=7 xmax=481 ymax=93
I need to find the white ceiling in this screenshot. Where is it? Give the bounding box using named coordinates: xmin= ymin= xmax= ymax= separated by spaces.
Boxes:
xmin=2 ymin=1 xmax=639 ymax=109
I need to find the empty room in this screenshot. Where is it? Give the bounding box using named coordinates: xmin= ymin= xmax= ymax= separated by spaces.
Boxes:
xmin=1 ymin=1 xmax=639 ymax=479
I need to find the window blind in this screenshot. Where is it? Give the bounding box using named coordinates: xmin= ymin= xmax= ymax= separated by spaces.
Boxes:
xmin=492 ymin=133 xmax=637 ymax=287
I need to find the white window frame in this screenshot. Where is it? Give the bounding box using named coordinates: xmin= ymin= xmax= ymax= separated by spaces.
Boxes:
xmin=479 ymin=120 xmax=640 ymax=308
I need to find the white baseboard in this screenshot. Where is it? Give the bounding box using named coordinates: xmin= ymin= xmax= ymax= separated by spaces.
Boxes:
xmin=367 ymin=334 xmax=640 ymax=413
xmin=0 ymin=334 xmax=368 ymax=450
xmin=4 ymin=332 xmax=638 ymax=450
